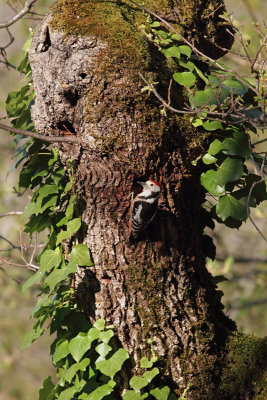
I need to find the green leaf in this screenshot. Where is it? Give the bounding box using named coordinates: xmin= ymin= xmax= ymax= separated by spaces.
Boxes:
xmin=71 ymin=244 xmax=93 ymax=266
xmin=130 ymin=376 xmax=148 ymax=391
xmin=208 ymin=139 xmax=223 ymax=155
xmin=39 ymin=376 xmax=55 ymax=400
xmin=59 ymin=358 xmax=90 ymax=385
xmin=143 ymin=368 xmax=159 ymax=382
xmin=150 ymin=386 xmax=171 ymax=400
xmin=95 ymin=348 xmax=129 ymax=378
xmin=150 ymin=21 xmax=161 ymax=28
xmin=214 ymin=157 xmax=243 ymax=186
xmin=193 ymin=89 xmax=217 ymax=107
xmin=140 ymin=357 xmax=153 ymax=368
xmin=173 ymin=72 xmax=196 ymax=88
xmin=69 ymin=333 xmax=93 ymax=362
xmin=58 ymin=387 xmax=77 ymax=400
xmin=99 ymin=329 xmax=114 ymax=344
xmin=87 ymin=327 xmax=101 ymax=343
xmin=44 ymin=261 xmax=77 ymax=292
xmin=222 ymin=131 xmax=252 ymax=158
xmin=56 ymin=230 xmax=71 ymax=246
xmin=21 ymin=325 xmax=44 ymax=349
xmin=53 ymin=340 xmax=70 ymax=363
xmin=178 ymin=60 xmax=195 ymax=71
xmin=223 ymin=78 xmax=248 ymax=95
xmin=95 ymin=343 xmax=112 ymax=358
xmin=94 ymin=319 xmax=106 ymax=331
xmin=203 ymin=120 xmax=223 ymax=131
xmin=216 ymin=194 xmax=249 ymax=221
xmin=202 ymin=153 xmax=217 ymax=164
xmin=123 ymin=391 xmax=149 ymax=400
xmin=83 ymin=384 xmax=113 ymax=400
xmin=178 ymin=45 xmax=192 ymax=57
xmin=67 ymin=218 xmax=81 ymax=234
xmin=40 ymin=250 xmax=62 ymax=271
xmin=22 ymin=270 xmax=43 ymax=293
xmin=163 ymin=46 xmax=180 ymax=58
xmin=200 ymin=170 xmax=225 ymax=196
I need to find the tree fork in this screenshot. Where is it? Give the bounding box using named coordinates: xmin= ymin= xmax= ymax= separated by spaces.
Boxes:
xmin=28 ymin=0 xmax=240 ymax=397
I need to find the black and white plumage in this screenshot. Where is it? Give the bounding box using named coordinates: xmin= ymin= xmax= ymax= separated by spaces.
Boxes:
xmin=130 ymin=180 xmax=161 ymax=240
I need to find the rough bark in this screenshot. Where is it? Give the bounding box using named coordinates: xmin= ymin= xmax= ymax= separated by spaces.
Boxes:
xmin=29 ymin=0 xmax=239 ymax=398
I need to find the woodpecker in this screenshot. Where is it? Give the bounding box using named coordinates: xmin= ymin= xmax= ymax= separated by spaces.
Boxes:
xmin=129 ymin=179 xmax=162 ymax=240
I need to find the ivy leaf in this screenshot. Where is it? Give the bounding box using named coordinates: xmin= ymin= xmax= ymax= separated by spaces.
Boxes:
xmin=223 ymin=78 xmax=248 ymax=95
xmin=143 ymin=368 xmax=159 ymax=382
xmin=44 ymin=261 xmax=77 ymax=292
xmin=40 ymin=250 xmax=62 ymax=271
xmin=200 ymin=170 xmax=225 ymax=196
xmin=163 ymin=46 xmax=180 ymax=58
xmin=150 ymin=386 xmax=171 ymax=400
xmin=99 ymin=329 xmax=114 ymax=344
xmin=71 ymin=244 xmax=93 ymax=266
xmin=130 ymin=376 xmax=148 ymax=391
xmin=192 ymin=89 xmax=217 ymax=107
xmin=82 ymin=384 xmax=113 ymax=400
xmin=208 ymin=139 xmax=223 ymax=155
xmin=87 ymin=327 xmax=101 ymax=343
xmin=178 ymin=45 xmax=192 ymax=57
xmin=21 ymin=324 xmax=44 ymax=349
xmin=39 ymin=376 xmax=55 ymax=400
xmin=67 ymin=218 xmax=81 ymax=235
xmin=95 ymin=348 xmax=129 ymax=378
xmin=95 ymin=343 xmax=112 ymax=358
xmin=58 ymin=387 xmax=77 ymax=400
xmin=140 ymin=357 xmax=153 ymax=368
xmin=216 ymin=194 xmax=250 ymax=221
xmin=202 ymin=153 xmax=217 ymax=164
xmin=123 ymin=391 xmax=149 ymax=400
xmin=222 ymin=131 xmax=252 ymax=158
xmin=173 ymin=72 xmax=196 ymax=88
xmin=69 ymin=333 xmax=93 ymax=362
xmin=22 ymin=269 xmax=44 ymax=293
xmin=94 ymin=319 xmax=105 ymax=331
xmin=203 ymin=120 xmax=223 ymax=131
xmin=53 ymin=340 xmax=70 ymax=364
xmin=214 ymin=157 xmax=243 ymax=186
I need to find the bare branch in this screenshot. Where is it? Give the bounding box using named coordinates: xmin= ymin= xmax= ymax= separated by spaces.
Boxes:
xmin=0 ymin=255 xmax=39 ymax=271
xmin=0 ymin=0 xmax=37 ymax=29
xmin=0 ymin=211 xmax=23 ymax=218
xmin=0 ymin=122 xmax=80 ymax=143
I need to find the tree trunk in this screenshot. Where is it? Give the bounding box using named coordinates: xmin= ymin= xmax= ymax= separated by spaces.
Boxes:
xmin=29 ymin=0 xmax=241 ymax=398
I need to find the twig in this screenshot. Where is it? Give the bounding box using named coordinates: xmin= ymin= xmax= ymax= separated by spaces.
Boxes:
xmin=0 ymin=255 xmax=39 ymax=271
xmin=0 ymin=0 xmax=37 ymax=29
xmin=0 ymin=211 xmax=23 ymax=218
xmin=0 ymin=122 xmax=80 ymax=143
xmin=127 ymin=0 xmax=260 ymax=95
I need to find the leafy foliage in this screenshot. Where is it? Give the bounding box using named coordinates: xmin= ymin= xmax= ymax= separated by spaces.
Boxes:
xmin=145 ymin=19 xmax=267 ymax=240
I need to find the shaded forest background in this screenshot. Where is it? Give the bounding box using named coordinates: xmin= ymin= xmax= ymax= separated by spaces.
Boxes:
xmin=0 ymin=0 xmax=266 ymax=399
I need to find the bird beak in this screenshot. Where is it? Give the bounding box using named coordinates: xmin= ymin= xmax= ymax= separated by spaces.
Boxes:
xmin=137 ymin=181 xmax=146 ymax=188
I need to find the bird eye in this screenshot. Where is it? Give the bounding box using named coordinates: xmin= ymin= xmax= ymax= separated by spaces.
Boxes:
xmin=150 ymin=183 xmax=153 ymax=186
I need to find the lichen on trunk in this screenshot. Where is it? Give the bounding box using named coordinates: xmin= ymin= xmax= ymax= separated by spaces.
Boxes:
xmin=28 ymin=0 xmax=247 ymax=397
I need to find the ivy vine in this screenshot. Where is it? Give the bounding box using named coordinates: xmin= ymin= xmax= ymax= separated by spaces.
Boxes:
xmin=2 ymin=6 xmax=266 ymax=400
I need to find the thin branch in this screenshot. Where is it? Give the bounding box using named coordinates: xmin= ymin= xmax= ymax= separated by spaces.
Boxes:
xmin=0 ymin=211 xmax=23 ymax=218
xmin=127 ymin=0 xmax=260 ymax=95
xmin=0 ymin=122 xmax=80 ymax=143
xmin=0 ymin=255 xmax=39 ymax=271
xmin=139 ymin=73 xmax=266 ymax=127
xmin=0 ymin=0 xmax=37 ymax=29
